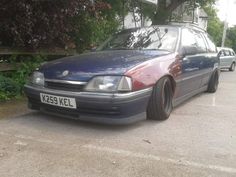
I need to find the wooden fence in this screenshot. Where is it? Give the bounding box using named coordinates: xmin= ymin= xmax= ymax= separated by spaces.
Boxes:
xmin=0 ymin=48 xmax=77 ymax=72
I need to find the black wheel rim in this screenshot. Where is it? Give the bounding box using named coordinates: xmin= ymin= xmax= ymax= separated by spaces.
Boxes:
xmin=162 ymin=80 xmax=173 ymax=114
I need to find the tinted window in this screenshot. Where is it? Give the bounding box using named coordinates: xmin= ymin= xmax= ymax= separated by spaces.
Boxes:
xmin=98 ymin=27 xmax=179 ymax=52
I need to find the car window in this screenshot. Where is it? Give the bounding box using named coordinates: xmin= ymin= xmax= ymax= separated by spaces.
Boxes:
xmin=224 ymin=50 xmax=230 ymax=56
xmin=98 ymin=26 xmax=179 ymax=52
xmin=193 ymin=31 xmax=207 ymax=53
xmin=181 ymin=28 xmax=196 ymax=47
xmin=230 ymin=50 xmax=235 ymax=56
xmin=219 ymin=50 xmax=225 ymax=57
xmin=204 ymin=34 xmax=217 ymax=53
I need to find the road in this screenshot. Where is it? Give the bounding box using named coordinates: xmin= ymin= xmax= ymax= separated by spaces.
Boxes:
xmin=0 ymin=70 xmax=236 ymax=177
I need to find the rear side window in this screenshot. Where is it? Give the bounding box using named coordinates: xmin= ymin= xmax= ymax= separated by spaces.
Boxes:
xmin=204 ymin=34 xmax=217 ymax=53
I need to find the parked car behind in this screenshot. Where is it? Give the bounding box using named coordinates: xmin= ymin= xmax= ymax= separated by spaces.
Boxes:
xmin=217 ymin=47 xmax=236 ymax=71
xmin=24 ymin=24 xmax=220 ymax=124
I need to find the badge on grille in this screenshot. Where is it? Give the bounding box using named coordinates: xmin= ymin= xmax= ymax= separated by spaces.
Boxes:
xmin=62 ymin=70 xmax=69 ymax=77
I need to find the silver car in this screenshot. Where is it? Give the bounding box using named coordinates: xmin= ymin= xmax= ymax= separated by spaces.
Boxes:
xmin=217 ymin=47 xmax=236 ymax=71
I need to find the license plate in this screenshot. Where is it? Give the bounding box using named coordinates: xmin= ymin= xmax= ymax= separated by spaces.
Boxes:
xmin=40 ymin=93 xmax=76 ymax=109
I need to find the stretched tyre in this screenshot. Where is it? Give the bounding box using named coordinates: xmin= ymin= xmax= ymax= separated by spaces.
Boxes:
xmin=147 ymin=77 xmax=173 ymax=120
xmin=229 ymin=62 xmax=235 ymax=72
xmin=207 ymin=70 xmax=219 ymax=93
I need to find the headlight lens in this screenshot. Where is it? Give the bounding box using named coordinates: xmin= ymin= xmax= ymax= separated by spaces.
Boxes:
xmin=30 ymin=71 xmax=45 ymax=86
xmin=85 ymin=76 xmax=132 ymax=92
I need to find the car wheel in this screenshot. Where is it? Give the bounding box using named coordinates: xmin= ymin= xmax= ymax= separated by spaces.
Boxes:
xmin=147 ymin=77 xmax=173 ymax=120
xmin=207 ymin=71 xmax=219 ymax=93
xmin=229 ymin=62 xmax=235 ymax=71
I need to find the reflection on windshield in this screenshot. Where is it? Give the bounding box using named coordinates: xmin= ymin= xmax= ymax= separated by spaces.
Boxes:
xmin=98 ymin=26 xmax=178 ymax=52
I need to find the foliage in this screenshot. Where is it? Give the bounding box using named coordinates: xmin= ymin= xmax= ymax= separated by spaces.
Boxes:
xmin=0 ymin=55 xmax=45 ymax=101
xmin=0 ymin=75 xmax=20 ymax=101
xmin=204 ymin=5 xmax=224 ymax=46
xmin=0 ymin=0 xmax=113 ymax=51
xmin=225 ymin=28 xmax=236 ymax=51
xmin=151 ymin=0 xmax=216 ymax=24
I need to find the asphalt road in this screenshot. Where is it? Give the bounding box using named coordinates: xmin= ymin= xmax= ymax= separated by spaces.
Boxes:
xmin=0 ymin=70 xmax=236 ymax=177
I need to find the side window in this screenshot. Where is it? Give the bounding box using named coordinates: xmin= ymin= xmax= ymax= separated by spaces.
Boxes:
xmin=224 ymin=50 xmax=230 ymax=56
xmin=193 ymin=31 xmax=207 ymax=53
xmin=204 ymin=34 xmax=217 ymax=53
xmin=219 ymin=50 xmax=224 ymax=57
xmin=181 ymin=28 xmax=196 ymax=47
xmin=230 ymin=50 xmax=235 ymax=56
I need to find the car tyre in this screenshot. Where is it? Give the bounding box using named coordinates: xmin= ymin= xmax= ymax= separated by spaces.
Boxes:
xmin=229 ymin=62 xmax=235 ymax=72
xmin=207 ymin=70 xmax=219 ymax=93
xmin=147 ymin=77 xmax=173 ymax=120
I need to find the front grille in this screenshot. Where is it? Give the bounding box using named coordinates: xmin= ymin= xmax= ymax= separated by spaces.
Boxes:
xmin=45 ymin=81 xmax=84 ymax=92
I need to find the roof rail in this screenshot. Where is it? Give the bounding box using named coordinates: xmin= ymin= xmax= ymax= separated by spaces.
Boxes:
xmin=169 ymin=21 xmax=206 ymax=32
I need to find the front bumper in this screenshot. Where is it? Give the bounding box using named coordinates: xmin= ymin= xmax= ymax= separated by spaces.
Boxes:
xmin=24 ymin=84 xmax=152 ymax=124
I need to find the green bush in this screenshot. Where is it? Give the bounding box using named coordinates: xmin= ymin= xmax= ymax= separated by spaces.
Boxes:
xmin=0 ymin=75 xmax=20 ymax=101
xmin=0 ymin=55 xmax=45 ymax=101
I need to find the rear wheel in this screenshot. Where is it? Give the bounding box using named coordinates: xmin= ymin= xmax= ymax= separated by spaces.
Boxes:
xmin=207 ymin=71 xmax=219 ymax=93
xmin=147 ymin=77 xmax=173 ymax=120
xmin=229 ymin=62 xmax=235 ymax=72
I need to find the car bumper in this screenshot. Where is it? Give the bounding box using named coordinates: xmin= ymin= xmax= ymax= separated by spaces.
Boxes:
xmin=24 ymin=84 xmax=152 ymax=124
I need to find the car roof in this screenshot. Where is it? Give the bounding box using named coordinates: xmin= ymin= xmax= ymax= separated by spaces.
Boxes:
xmin=120 ymin=23 xmax=206 ymax=33
xmin=217 ymin=47 xmax=234 ymax=52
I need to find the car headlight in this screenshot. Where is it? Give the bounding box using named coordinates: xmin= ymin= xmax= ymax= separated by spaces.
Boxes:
xmin=85 ymin=76 xmax=132 ymax=92
xmin=30 ymin=71 xmax=45 ymax=86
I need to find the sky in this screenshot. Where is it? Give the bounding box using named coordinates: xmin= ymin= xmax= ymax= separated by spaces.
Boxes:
xmin=215 ymin=0 xmax=236 ymax=26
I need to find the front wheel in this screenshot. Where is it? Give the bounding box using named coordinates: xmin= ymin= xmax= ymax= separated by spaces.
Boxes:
xmin=147 ymin=77 xmax=173 ymax=120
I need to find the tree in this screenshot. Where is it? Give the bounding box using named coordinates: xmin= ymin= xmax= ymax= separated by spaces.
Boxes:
xmin=152 ymin=0 xmax=216 ymax=25
xmin=203 ymin=5 xmax=224 ymax=46
xmin=225 ymin=27 xmax=236 ymax=51
xmin=0 ymin=0 xmax=115 ymax=51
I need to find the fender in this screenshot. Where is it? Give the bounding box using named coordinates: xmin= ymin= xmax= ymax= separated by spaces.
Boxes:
xmin=125 ymin=53 xmax=181 ymax=91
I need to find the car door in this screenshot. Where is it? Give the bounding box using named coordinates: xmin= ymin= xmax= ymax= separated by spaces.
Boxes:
xmin=200 ymin=34 xmax=218 ymax=87
xmin=176 ymin=28 xmax=207 ymax=97
xmin=228 ymin=50 xmax=235 ymax=67
xmin=218 ymin=50 xmax=226 ymax=68
xmin=221 ymin=49 xmax=231 ymax=68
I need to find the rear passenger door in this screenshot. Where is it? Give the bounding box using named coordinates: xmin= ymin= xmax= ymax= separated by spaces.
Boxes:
xmin=200 ymin=34 xmax=218 ymax=87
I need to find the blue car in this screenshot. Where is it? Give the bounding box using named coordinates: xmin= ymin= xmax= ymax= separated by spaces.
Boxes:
xmin=24 ymin=24 xmax=220 ymax=124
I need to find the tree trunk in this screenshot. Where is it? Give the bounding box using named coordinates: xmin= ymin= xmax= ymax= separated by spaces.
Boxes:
xmin=152 ymin=0 xmax=188 ymax=25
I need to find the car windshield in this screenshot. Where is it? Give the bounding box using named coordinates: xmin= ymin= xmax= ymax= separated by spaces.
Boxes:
xmin=98 ymin=26 xmax=179 ymax=52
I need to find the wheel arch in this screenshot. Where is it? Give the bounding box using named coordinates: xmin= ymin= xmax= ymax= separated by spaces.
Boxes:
xmin=155 ymin=74 xmax=176 ymax=94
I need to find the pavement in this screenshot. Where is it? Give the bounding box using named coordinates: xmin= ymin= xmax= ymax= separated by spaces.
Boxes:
xmin=0 ymin=70 xmax=236 ymax=177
